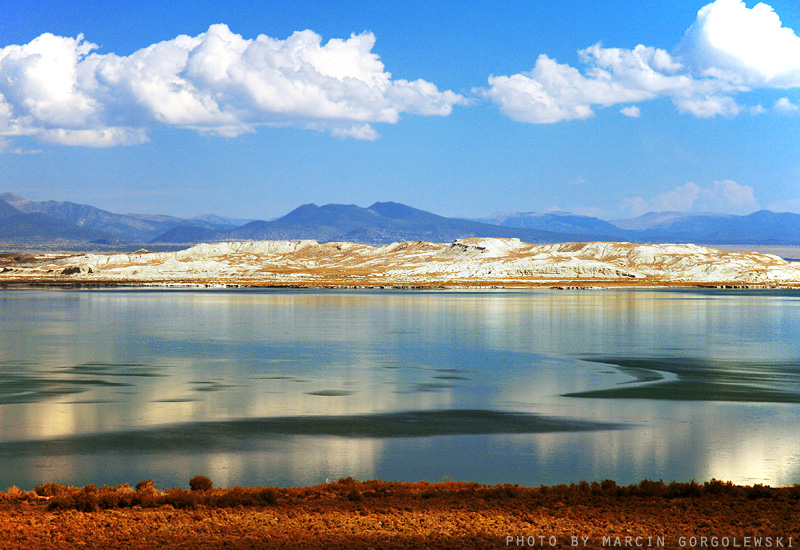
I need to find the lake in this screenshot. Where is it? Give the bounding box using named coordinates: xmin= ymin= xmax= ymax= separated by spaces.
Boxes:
xmin=0 ymin=287 xmax=798 ymax=490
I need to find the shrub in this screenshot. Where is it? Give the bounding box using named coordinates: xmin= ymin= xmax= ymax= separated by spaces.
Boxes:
xmin=637 ymin=479 xmax=667 ymax=497
xmin=347 ymin=487 xmax=364 ymax=501
xmin=97 ymin=491 xmax=121 ymax=509
xmin=703 ymin=479 xmax=741 ymax=496
xmin=136 ymin=479 xmax=156 ymax=493
xmin=600 ymin=479 xmax=618 ymax=495
xmin=73 ymin=487 xmax=99 ymax=512
xmin=165 ymin=488 xmax=201 ymax=509
xmin=745 ymin=484 xmax=773 ymax=500
xmin=255 ymin=488 xmax=279 ymax=505
xmin=189 ymin=475 xmax=213 ymax=492
xmin=666 ymin=480 xmax=703 ymax=498
xmin=483 ymin=484 xmax=520 ymax=500
xmin=35 ymin=483 xmax=68 ymax=497
xmin=48 ymin=493 xmax=76 ymax=510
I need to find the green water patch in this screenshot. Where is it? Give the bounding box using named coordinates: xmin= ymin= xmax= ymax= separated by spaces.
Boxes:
xmin=395 ymin=382 xmax=457 ymax=394
xmin=60 ymin=399 xmax=119 ymax=404
xmin=190 ymin=380 xmax=237 ymax=393
xmin=565 ymin=357 xmax=800 ymax=403
xmin=61 ymin=363 xmax=167 ymax=378
xmin=152 ymin=397 xmax=200 ymax=403
xmin=0 ymin=410 xmax=628 ymax=457
xmin=0 ymin=374 xmax=132 ymax=405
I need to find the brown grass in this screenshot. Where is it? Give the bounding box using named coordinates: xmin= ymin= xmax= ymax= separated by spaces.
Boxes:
xmin=0 ymin=479 xmax=797 ymax=549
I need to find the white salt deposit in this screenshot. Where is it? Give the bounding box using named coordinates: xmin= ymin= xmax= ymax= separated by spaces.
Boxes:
xmin=6 ymin=238 xmax=800 ymax=287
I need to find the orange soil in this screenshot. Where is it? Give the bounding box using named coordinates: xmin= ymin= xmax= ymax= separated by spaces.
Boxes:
xmin=1 ymin=480 xmax=798 ymax=549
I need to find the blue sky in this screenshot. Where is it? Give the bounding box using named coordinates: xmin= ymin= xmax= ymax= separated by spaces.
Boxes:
xmin=1 ymin=0 xmax=799 ymax=220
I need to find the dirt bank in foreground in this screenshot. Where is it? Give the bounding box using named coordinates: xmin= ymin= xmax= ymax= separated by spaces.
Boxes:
xmin=0 ymin=479 xmax=798 ymax=549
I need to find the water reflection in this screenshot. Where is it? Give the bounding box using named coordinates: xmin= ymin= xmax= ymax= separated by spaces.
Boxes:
xmin=0 ymin=288 xmax=798 ymax=489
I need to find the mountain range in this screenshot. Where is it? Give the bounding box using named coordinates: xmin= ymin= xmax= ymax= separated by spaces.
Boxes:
xmin=2 ymin=192 xmax=799 ymax=250
xmin=0 ymin=193 xmax=249 ymax=244
xmin=476 ymin=210 xmax=800 ymax=245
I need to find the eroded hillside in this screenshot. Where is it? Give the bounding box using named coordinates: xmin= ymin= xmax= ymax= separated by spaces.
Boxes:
xmin=3 ymin=238 xmax=800 ymax=287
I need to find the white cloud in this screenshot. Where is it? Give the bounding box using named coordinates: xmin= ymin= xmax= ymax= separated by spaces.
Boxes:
xmin=620 ymin=105 xmax=640 ymax=117
xmin=572 ymin=206 xmax=609 ymax=218
xmin=677 ymin=0 xmax=800 ymax=87
xmin=672 ymin=94 xmax=741 ymax=117
xmin=696 ymin=179 xmax=760 ymax=213
xmin=0 ymin=25 xmax=465 ymax=146
xmin=484 ymin=48 xmax=670 ymax=123
xmin=774 ymin=97 xmax=799 ymax=112
xmin=622 ymin=182 xmax=701 ymax=216
xmin=484 ymin=0 xmax=800 ymax=123
xmin=0 ymin=137 xmax=41 ymax=154
xmin=622 ymin=180 xmax=759 ymax=216
xmin=330 ymin=123 xmax=380 ymax=141
xmin=767 ymin=197 xmax=800 ymax=213
xmin=484 ymin=60 xmax=596 ymax=124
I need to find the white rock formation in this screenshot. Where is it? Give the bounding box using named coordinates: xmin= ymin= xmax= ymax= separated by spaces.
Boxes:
xmin=4 ymin=238 xmax=800 ymax=287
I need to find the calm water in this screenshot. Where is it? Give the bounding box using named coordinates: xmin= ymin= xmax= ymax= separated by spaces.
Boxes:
xmin=0 ymin=287 xmax=798 ymax=490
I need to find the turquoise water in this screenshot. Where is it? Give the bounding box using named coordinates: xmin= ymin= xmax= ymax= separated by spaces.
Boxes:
xmin=0 ymin=287 xmax=798 ymax=490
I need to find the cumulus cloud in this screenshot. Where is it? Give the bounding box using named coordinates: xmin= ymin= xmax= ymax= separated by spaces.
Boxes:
xmin=0 ymin=25 xmax=465 ymax=147
xmin=774 ymin=97 xmax=799 ymax=112
xmin=678 ymin=0 xmax=800 ymax=87
xmin=484 ymin=0 xmax=800 ymax=123
xmin=622 ymin=180 xmax=760 ymax=216
xmin=696 ymin=179 xmax=760 ymax=212
xmin=767 ymin=197 xmax=800 ymax=213
xmin=622 ymin=182 xmax=702 ymax=216
xmin=484 ymin=46 xmax=679 ymax=123
xmin=620 ymin=105 xmax=641 ymax=117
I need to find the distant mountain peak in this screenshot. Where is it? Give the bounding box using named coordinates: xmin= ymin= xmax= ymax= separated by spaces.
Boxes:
xmin=610 ymin=211 xmax=736 ymax=231
xmin=0 ymin=198 xmax=21 ymax=218
xmin=478 ymin=210 xmax=625 ymax=237
xmin=368 ymin=201 xmax=442 ymax=221
xmin=0 ymin=192 xmax=31 ymax=207
xmin=4 ymin=192 xmax=800 ymax=249
xmin=192 ymin=213 xmax=256 ymax=227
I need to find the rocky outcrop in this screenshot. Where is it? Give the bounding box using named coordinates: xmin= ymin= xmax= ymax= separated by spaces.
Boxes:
xmin=3 ymin=238 xmax=800 ymax=287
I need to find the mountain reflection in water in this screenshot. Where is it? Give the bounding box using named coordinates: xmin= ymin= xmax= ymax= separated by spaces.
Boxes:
xmin=0 ymin=287 xmax=798 ymax=489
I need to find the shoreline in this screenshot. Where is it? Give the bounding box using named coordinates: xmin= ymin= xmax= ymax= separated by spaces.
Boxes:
xmin=0 ymin=279 xmax=795 ymax=290
xmin=2 ymin=479 xmax=798 ymax=549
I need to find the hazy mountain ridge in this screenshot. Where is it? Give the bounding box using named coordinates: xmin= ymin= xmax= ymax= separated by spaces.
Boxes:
xmin=154 ymin=202 xmax=589 ymax=246
xmin=621 ymin=210 xmax=800 ymax=245
xmin=0 ymin=197 xmax=114 ymax=243
xmin=608 ymin=211 xmax=736 ymax=231
xmin=483 ymin=209 xmax=800 ymax=246
xmin=2 ymin=192 xmax=800 ymax=249
xmin=0 ymin=193 xmax=236 ymax=243
xmin=478 ymin=211 xmax=629 ymax=237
